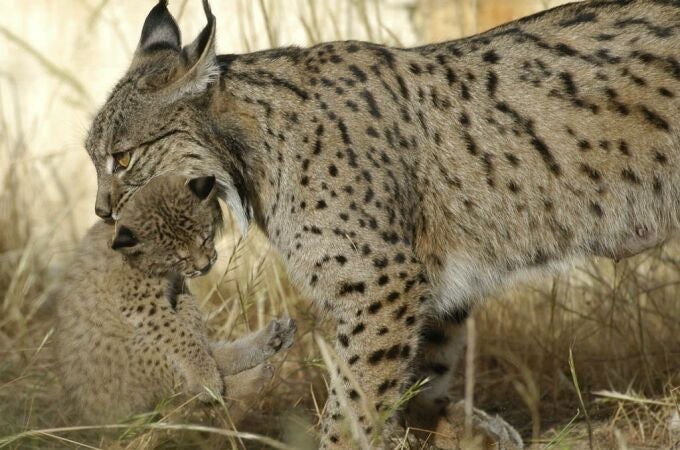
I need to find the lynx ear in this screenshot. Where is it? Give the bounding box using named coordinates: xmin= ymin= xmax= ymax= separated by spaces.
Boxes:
xmin=131 ymin=1 xmax=217 ymax=96
xmin=136 ymin=1 xmax=181 ymax=55
xmin=111 ymin=225 xmax=138 ymax=251
xmin=188 ymin=176 xmax=216 ymax=200
xmin=172 ymin=0 xmax=218 ymax=96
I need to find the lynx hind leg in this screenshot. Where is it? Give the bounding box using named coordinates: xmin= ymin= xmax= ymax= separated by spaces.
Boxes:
xmin=405 ymin=308 xmax=525 ymax=450
xmin=210 ymin=316 xmax=296 ymax=376
xmin=405 ymin=308 xmax=470 ymax=430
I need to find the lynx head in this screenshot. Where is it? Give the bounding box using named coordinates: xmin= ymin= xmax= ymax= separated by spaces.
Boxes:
xmin=111 ymin=175 xmax=222 ymax=278
xmin=86 ymin=1 xmax=251 ymax=232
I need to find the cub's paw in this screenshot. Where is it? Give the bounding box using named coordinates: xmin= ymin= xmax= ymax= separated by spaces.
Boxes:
xmin=264 ymin=316 xmax=296 ymax=353
xmin=185 ymin=362 xmax=224 ymax=403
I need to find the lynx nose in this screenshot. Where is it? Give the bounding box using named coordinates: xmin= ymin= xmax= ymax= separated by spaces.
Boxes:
xmin=95 ymin=206 xmax=112 ymax=219
xmin=95 ymin=184 xmax=112 ymax=219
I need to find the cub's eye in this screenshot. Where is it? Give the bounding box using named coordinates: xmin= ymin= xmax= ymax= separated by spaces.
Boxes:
xmin=200 ymin=234 xmax=214 ymax=247
xmin=112 ymin=151 xmax=131 ymax=172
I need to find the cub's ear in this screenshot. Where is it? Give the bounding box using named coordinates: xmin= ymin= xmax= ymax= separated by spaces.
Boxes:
xmin=111 ymin=225 xmax=138 ymax=250
xmin=188 ymin=176 xmax=216 ymax=200
xmin=136 ymin=1 xmax=181 ymax=56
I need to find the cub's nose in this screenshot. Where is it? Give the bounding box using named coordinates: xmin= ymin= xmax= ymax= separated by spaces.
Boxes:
xmin=198 ymin=262 xmax=213 ymax=275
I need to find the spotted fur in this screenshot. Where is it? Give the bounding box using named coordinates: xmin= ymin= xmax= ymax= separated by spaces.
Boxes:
xmin=54 ymin=176 xmax=296 ymax=423
xmin=86 ymin=0 xmax=680 ymax=447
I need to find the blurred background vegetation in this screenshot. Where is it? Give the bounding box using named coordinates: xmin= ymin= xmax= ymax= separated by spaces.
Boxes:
xmin=0 ymin=0 xmax=678 ymax=448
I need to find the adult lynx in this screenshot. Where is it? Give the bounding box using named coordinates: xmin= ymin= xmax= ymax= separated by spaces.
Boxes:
xmin=86 ymin=1 xmax=680 ymax=447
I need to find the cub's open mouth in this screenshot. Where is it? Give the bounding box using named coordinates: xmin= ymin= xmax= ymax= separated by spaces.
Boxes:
xmin=187 ymin=262 xmax=214 ymax=279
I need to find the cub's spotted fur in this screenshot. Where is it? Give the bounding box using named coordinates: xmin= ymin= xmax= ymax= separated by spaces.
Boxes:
xmin=54 ymin=176 xmax=296 ymax=423
xmin=86 ymin=0 xmax=680 ymax=447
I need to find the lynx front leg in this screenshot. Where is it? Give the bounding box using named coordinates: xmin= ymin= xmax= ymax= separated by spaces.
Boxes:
xmin=316 ymin=252 xmax=427 ymax=449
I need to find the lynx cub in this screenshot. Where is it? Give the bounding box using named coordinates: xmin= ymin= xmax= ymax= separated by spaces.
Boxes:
xmin=54 ymin=176 xmax=296 ymax=423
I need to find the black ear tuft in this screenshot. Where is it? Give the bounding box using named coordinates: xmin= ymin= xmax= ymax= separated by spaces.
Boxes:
xmin=188 ymin=176 xmax=216 ymax=200
xmin=202 ymin=0 xmax=214 ymax=24
xmin=111 ymin=225 xmax=138 ymax=250
xmin=178 ymin=0 xmax=215 ymax=68
xmin=139 ymin=0 xmax=181 ymax=53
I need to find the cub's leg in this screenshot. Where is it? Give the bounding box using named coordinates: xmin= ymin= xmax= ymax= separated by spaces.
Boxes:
xmin=314 ymin=249 xmax=427 ymax=449
xmin=222 ymin=363 xmax=276 ymax=400
xmin=405 ymin=309 xmax=469 ymax=430
xmin=128 ymin=293 xmax=222 ymax=402
xmin=210 ymin=317 xmax=297 ymax=375
xmin=221 ymin=363 xmax=275 ymax=423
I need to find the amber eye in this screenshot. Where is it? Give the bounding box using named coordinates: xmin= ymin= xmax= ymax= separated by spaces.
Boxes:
xmin=112 ymin=151 xmax=131 ymax=171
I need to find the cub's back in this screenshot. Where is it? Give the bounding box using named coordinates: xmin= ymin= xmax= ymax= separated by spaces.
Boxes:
xmin=54 ymin=221 xmax=134 ymax=344
xmin=53 ymin=221 xmax=164 ymax=421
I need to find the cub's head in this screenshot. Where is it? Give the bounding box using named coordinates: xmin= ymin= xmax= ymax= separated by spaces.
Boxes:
xmin=111 ymin=175 xmax=222 ymax=278
xmin=86 ymin=1 xmax=250 ymax=231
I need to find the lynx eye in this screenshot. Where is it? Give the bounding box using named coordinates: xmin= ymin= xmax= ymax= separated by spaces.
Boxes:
xmin=112 ymin=151 xmax=131 ymax=172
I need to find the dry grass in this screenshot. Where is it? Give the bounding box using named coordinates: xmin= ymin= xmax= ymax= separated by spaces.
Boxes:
xmin=0 ymin=1 xmax=678 ymax=449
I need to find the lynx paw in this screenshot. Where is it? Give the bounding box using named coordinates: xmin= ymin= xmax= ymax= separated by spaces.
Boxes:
xmin=426 ymin=400 xmax=524 ymax=450
xmin=264 ymin=316 xmax=296 ymax=353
